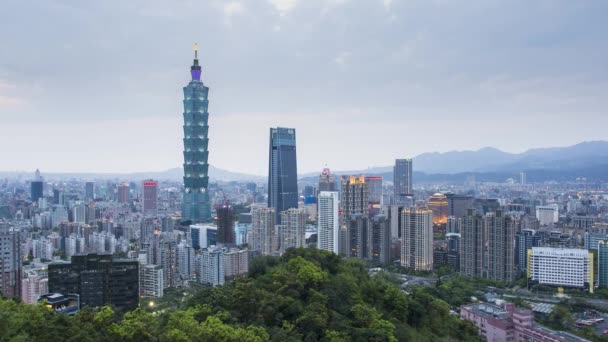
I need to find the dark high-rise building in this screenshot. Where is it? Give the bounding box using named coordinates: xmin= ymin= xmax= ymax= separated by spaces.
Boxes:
xmin=182 ymin=44 xmax=212 ymax=223
xmin=515 ymin=229 xmax=540 ymax=274
xmin=368 ymin=214 xmax=391 ymax=266
xmin=48 ymin=253 xmax=139 ymax=311
xmin=31 ymin=169 xmax=43 ymax=203
xmin=0 ymin=228 xmax=21 ymax=299
xmin=216 ymin=204 xmax=235 ymax=245
xmin=446 ymin=193 xmax=474 ymax=218
xmin=303 ymin=185 xmax=315 ymax=197
xmin=53 ymin=189 xmax=65 ymax=205
xmin=142 ymin=180 xmax=158 ymax=212
xmin=318 ymin=167 xmax=336 ymax=192
xmin=31 ymin=181 xmax=43 ymax=203
xmin=85 ymin=181 xmax=95 ymax=201
xmin=347 ymin=213 xmax=368 ymax=258
xmin=599 ymin=241 xmax=608 ymax=288
xmin=393 ymin=159 xmax=413 ymax=204
xmin=268 ymin=127 xmax=298 ymax=224
xmin=446 ymin=233 xmax=460 ymax=271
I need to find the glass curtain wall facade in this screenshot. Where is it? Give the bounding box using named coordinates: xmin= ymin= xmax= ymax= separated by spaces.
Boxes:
xmin=182 ymin=46 xmax=211 ymax=223
xmin=268 ymin=127 xmax=298 ymax=224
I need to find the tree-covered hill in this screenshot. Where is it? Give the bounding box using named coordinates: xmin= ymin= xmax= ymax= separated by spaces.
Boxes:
xmin=0 ymin=248 xmax=480 ymax=341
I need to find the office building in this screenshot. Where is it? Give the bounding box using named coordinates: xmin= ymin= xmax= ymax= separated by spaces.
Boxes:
xmin=252 ymin=208 xmax=276 ymax=255
xmin=117 ymin=183 xmax=129 ymax=203
xmin=572 ymin=216 xmax=597 ymax=230
xmin=445 ymin=193 xmax=474 ymax=218
xmin=528 ymin=247 xmax=593 ymax=293
xmin=368 ymin=214 xmax=391 ymax=266
xmin=318 ymin=167 xmax=336 ymax=192
xmin=85 ymin=181 xmax=95 ymax=201
xmin=72 ymin=203 xmax=86 ymax=224
xmin=536 ymin=205 xmax=559 ymax=226
xmin=216 ymin=203 xmax=235 ymax=245
xmin=0 ymin=228 xmax=21 ymax=299
xmin=520 ymin=172 xmax=526 ymax=185
xmin=279 ymin=208 xmax=307 ymax=254
xmin=317 ymin=191 xmax=340 ymax=254
xmin=461 ymin=302 xmax=588 ymax=342
xmin=393 ymin=159 xmax=413 ymax=204
xmin=446 ymin=216 xmax=462 ymax=234
xmin=268 ymin=127 xmax=298 ymax=224
xmin=236 ymin=213 xmax=252 ymax=246
xmin=515 ymin=229 xmax=540 ymax=274
xmin=365 ymin=176 xmax=383 ymax=205
xmin=53 ymin=189 xmax=65 ymax=206
xmin=181 ymin=44 xmax=212 ymax=223
xmin=48 ymin=253 xmax=139 ymax=311
xmin=388 ymin=205 xmax=405 ymax=239
xmin=142 ymin=180 xmax=158 ymax=212
xmin=189 ymin=224 xmax=217 ymax=250
xmin=31 ymin=170 xmax=44 ymax=203
xmin=200 ymin=246 xmax=225 ymax=286
xmin=428 ymin=193 xmax=448 ymax=225
xmin=401 ymin=207 xmax=433 ymax=271
xmin=139 ymin=264 xmax=164 ymax=298
xmin=446 ymin=233 xmax=461 ymax=271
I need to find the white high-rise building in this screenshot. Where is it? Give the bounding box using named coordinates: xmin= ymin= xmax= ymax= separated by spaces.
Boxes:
xmin=251 ymin=208 xmax=276 ymax=255
xmin=177 ymin=241 xmax=196 ymax=279
xmin=139 ymin=264 xmax=164 ymax=298
xmin=528 ymin=247 xmax=593 ymax=293
xmin=317 ymin=191 xmax=339 ymax=254
xmin=401 ymin=207 xmax=434 ymax=271
xmin=200 ymin=246 xmax=225 ymax=286
xmin=32 ymin=238 xmax=53 ymax=260
xmin=279 ymin=208 xmax=307 ymax=254
xmin=535 ymin=205 xmax=559 ymax=226
xmin=65 ymin=234 xmax=78 ymax=258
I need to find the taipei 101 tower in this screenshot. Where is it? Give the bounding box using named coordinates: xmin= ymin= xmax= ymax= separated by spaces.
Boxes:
xmin=181 ymin=43 xmax=211 ymax=223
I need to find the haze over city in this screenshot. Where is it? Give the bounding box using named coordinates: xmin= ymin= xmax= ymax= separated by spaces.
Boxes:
xmin=1 ymin=0 xmax=607 ymax=175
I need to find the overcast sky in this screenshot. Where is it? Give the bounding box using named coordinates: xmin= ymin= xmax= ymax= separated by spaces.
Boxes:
xmin=1 ymin=0 xmax=607 ymax=176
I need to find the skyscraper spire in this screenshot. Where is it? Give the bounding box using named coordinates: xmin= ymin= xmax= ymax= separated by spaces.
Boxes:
xmin=191 ymin=42 xmax=202 ymax=81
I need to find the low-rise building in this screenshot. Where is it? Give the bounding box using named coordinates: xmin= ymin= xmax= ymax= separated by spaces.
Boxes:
xmin=461 ymin=302 xmax=590 ymax=342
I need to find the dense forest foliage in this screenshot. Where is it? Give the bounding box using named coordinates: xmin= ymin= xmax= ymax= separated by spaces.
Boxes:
xmin=0 ymin=248 xmax=480 ymax=341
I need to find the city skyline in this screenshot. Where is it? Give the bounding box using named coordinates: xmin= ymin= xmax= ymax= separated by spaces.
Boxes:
xmin=1 ymin=1 xmax=607 ymax=175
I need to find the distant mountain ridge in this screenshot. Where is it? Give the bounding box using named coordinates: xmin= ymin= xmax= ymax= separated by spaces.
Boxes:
xmin=0 ymin=165 xmax=264 ymax=182
xmin=3 ymin=141 xmax=607 ymax=182
xmin=300 ymin=141 xmax=608 ymax=176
